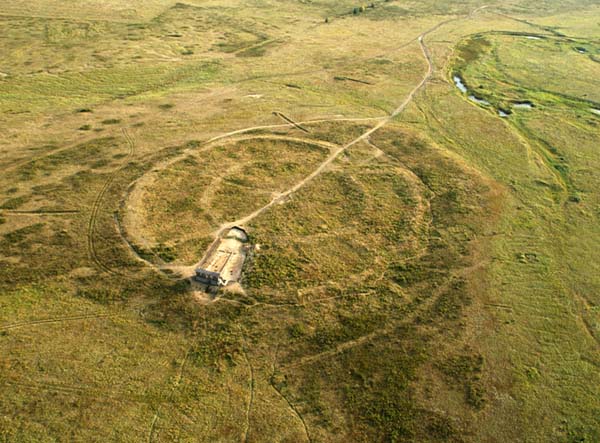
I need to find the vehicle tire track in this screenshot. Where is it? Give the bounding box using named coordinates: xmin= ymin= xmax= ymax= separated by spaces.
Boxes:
xmin=201 ymin=116 xmax=385 ymax=145
xmin=3 ymin=134 xmax=103 ymax=173
xmin=282 ymin=258 xmax=489 ymax=371
xmin=147 ymin=413 xmax=160 ymax=443
xmin=1 ymin=210 xmax=79 ymax=215
xmin=87 ymin=127 xmax=135 ymax=275
xmin=147 ymin=347 xmax=190 ymax=443
xmin=0 ymin=312 xmax=115 ymax=331
xmin=268 ymin=367 xmax=311 ymax=443
xmin=119 ymin=6 xmax=489 ymax=279
xmin=2 ymin=379 xmax=157 ymax=405
xmin=212 ymin=6 xmax=490 ymax=237
xmin=122 ymin=134 xmax=342 ymax=272
xmin=284 ymin=329 xmax=383 ymax=371
xmin=240 ymin=335 xmax=255 ymax=443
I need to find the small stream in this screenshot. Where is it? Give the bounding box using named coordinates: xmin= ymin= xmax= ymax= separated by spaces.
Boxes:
xmin=513 ymin=101 xmax=534 ymax=109
xmin=453 ymin=74 xmax=541 ymax=116
xmin=453 ymin=75 xmax=490 ymax=106
xmin=453 ymin=75 xmax=467 ymax=93
xmin=450 ymin=34 xmax=588 ymax=120
xmin=469 ymin=95 xmax=490 ymax=106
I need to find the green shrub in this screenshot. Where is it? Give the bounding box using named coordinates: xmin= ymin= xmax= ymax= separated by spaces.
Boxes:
xmin=76 ymin=287 xmax=127 ymax=304
xmin=152 ymin=243 xmax=177 ymax=262
xmin=2 ymin=223 xmax=44 ymax=244
xmin=287 ymin=323 xmax=307 ymax=338
xmin=101 ymin=118 xmax=121 ymax=125
xmin=0 ymin=195 xmax=30 ymax=209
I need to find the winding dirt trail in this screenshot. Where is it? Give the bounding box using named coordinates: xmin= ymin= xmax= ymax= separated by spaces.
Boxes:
xmin=122 ymin=6 xmax=490 ymax=279
xmin=205 ymin=23 xmax=440 ymax=243
xmin=204 ymin=6 xmax=491 ymax=246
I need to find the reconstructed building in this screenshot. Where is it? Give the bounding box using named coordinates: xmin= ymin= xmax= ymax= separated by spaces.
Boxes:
xmin=194 ymin=269 xmax=226 ymax=286
xmin=194 ymin=227 xmax=249 ymax=286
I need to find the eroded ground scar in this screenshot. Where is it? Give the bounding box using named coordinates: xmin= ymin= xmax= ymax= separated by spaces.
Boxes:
xmin=333 ymin=76 xmax=373 ymax=85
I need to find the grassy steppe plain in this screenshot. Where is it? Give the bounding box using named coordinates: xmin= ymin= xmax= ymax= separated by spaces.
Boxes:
xmin=1 ymin=0 xmax=599 ymax=442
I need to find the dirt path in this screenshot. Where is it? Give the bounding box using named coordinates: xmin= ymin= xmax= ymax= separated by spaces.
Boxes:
xmin=206 ymin=25 xmax=439 ymax=240
xmin=268 ymin=348 xmax=312 ymax=443
xmin=205 ymin=6 xmax=492 ymax=243
xmin=121 ymin=6 xmax=490 ymax=279
xmin=202 ymin=116 xmax=385 ymax=146
xmin=122 ymin=134 xmax=342 ymax=271
xmin=121 ymin=119 xmax=382 ymax=257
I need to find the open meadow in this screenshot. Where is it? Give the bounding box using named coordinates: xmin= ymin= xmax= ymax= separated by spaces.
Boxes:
xmin=1 ymin=0 xmax=599 ymax=441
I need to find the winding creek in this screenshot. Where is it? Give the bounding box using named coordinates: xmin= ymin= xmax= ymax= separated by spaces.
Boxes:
xmin=453 ymin=75 xmax=540 ymax=115
xmin=453 ymin=75 xmax=490 ymax=106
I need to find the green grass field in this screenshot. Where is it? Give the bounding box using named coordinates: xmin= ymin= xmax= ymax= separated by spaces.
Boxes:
xmin=1 ymin=0 xmax=599 ymax=441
